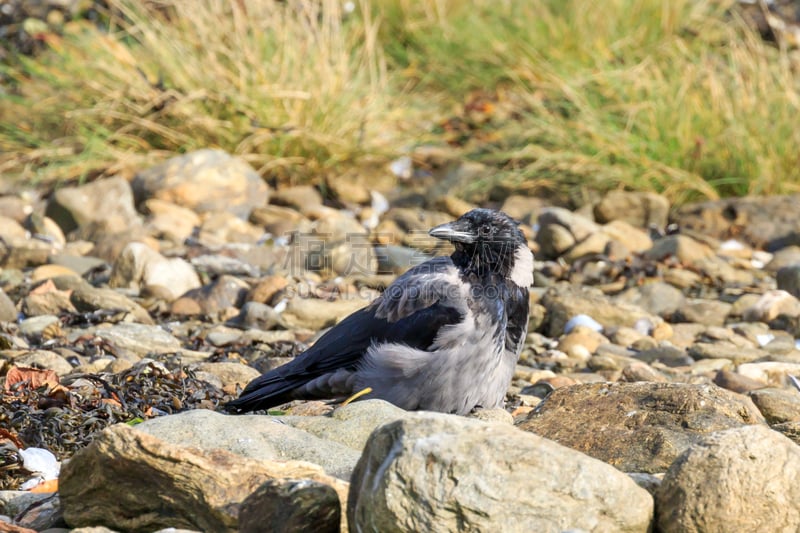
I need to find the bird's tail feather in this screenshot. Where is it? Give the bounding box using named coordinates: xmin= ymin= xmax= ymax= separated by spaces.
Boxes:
xmin=223 ymin=372 xmax=299 ymax=414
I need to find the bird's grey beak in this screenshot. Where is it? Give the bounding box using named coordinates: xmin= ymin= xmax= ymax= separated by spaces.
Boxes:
xmin=429 ymin=221 xmax=476 ymax=244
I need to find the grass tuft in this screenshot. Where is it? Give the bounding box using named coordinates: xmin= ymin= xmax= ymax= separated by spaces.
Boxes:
xmin=2 ymin=0 xmax=800 ymax=204
xmin=1 ymin=0 xmax=387 ymax=183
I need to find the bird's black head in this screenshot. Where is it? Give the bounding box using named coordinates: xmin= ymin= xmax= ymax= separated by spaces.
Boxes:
xmin=429 ymin=208 xmax=533 ymax=285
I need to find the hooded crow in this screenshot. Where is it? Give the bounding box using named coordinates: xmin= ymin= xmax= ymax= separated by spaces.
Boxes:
xmin=225 ymin=208 xmax=532 ymax=415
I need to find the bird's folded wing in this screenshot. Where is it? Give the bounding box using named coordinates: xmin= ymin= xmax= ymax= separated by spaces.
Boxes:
xmin=226 ymin=256 xmax=466 ymax=411
xmin=298 ymin=255 xmax=467 ymax=375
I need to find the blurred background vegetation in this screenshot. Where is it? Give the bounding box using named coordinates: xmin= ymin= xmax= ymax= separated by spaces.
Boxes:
xmin=2 ymin=0 xmax=800 ymax=205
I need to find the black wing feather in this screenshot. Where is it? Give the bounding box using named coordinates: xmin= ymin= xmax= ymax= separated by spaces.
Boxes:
xmin=225 ymin=256 xmax=465 ymax=413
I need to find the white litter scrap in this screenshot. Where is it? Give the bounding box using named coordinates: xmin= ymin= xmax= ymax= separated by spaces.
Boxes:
xmin=564 ymin=314 xmax=603 ymax=333
xmin=18 ymin=447 xmax=60 ymax=490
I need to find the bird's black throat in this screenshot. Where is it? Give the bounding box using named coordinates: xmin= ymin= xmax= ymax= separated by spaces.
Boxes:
xmin=451 ymin=241 xmax=517 ymax=281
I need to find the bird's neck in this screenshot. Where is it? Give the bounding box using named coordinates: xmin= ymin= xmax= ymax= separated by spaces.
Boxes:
xmin=450 ymin=244 xmax=520 ymax=285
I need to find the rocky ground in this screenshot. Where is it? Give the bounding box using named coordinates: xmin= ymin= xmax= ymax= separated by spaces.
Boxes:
xmin=1 ymin=148 xmax=800 ymax=531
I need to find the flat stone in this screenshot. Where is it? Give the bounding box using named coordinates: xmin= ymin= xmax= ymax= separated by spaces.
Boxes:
xmin=188 ymin=362 xmax=260 ymax=391
xmin=687 ymin=342 xmax=769 ymax=365
xmin=135 ymin=409 xmax=361 ymax=480
xmin=675 ymin=194 xmax=800 ymax=249
xmin=742 ymin=289 xmax=800 ymax=322
xmin=29 ymin=264 xmax=81 ymax=282
xmin=47 ymin=254 xmax=107 ymax=277
xmin=747 ymin=388 xmax=800 ymax=423
xmin=517 ymin=382 xmax=765 ymax=473
xmin=270 ymin=186 xmax=323 ymax=215
xmin=21 ymin=283 xmax=76 ymax=317
xmin=196 ymin=211 xmax=264 ymax=246
xmin=89 ymin=323 xmax=181 ymax=359
xmin=674 ymin=299 xmax=732 ymax=327
xmin=713 ymin=369 xmax=767 ymax=394
xmin=0 ymin=215 xmax=28 ymax=241
xmin=67 ymin=283 xmax=154 ymax=325
xmin=280 ymin=296 xmax=370 ymax=331
xmin=0 ymin=238 xmax=53 ymax=269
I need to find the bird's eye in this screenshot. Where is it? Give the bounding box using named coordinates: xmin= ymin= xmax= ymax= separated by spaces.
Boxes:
xmin=479 ymin=226 xmax=491 ymax=236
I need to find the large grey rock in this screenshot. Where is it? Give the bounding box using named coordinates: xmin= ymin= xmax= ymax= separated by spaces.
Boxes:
xmin=594 ymin=190 xmax=670 ymax=228
xmin=517 ymin=382 xmax=766 ymax=473
xmin=60 ymin=424 xmax=348 ymax=533
xmin=348 ymin=412 xmax=653 ymax=533
xmin=132 ymin=149 xmax=268 ymax=218
xmin=135 ymin=409 xmax=361 ymax=479
xmin=656 ymin=425 xmax=800 ymax=533
xmin=46 ymin=176 xmax=141 ymax=235
xmin=110 ymin=242 xmax=200 ymax=301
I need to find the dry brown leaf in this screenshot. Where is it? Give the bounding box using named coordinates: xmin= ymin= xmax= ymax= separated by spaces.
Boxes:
xmin=4 ymin=366 xmax=61 ymax=394
xmin=0 ymin=520 xmax=38 ymax=533
xmin=0 ymin=428 xmax=24 ymax=449
xmin=29 ymin=279 xmax=56 ymax=295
